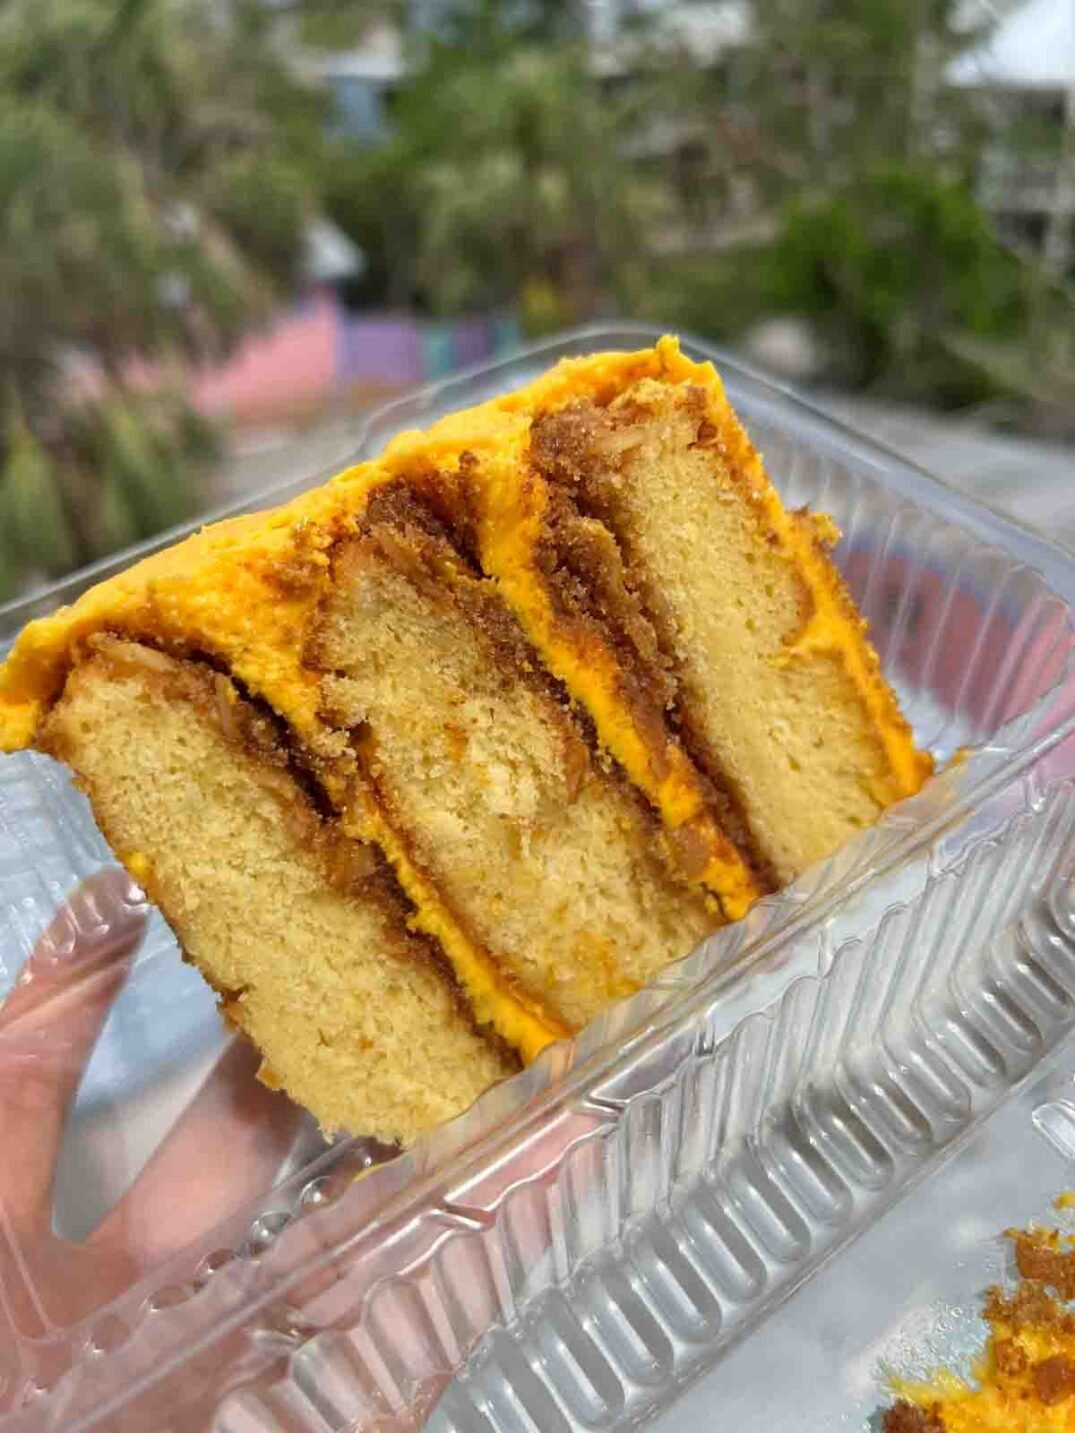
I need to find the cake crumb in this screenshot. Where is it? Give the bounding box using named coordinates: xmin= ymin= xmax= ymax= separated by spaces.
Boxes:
xmin=1033 ymin=1353 xmax=1075 ymax=1405
xmin=1009 ymin=1224 xmax=1075 ymax=1299
xmin=882 ymin=1403 xmax=945 ymax=1432
xmin=882 ymin=1198 xmax=1075 ymax=1429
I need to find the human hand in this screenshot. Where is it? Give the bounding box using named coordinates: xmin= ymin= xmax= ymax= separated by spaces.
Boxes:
xmin=0 ymin=870 xmax=304 ymax=1411
xmin=0 ymin=871 xmax=604 ymax=1427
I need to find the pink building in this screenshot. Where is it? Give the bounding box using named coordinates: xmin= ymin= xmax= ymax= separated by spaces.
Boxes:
xmin=185 ymin=289 xmax=517 ymax=426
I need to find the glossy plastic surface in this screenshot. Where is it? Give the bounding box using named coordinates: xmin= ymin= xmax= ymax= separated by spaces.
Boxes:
xmin=0 ymin=325 xmax=1073 ymax=1430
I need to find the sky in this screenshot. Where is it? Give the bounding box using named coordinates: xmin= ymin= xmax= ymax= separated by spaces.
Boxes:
xmin=951 ymin=0 xmax=1075 ymax=90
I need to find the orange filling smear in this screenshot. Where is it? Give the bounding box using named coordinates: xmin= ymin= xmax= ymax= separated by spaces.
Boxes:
xmin=356 ymin=796 xmax=568 ymax=1063
xmin=471 ymin=449 xmax=762 ymax=920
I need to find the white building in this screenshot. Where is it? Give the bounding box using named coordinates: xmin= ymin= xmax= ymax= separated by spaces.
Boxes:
xmin=950 ymin=0 xmax=1075 ymax=276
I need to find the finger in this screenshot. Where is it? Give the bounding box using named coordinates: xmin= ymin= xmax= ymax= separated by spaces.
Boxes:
xmin=0 ymin=869 xmax=147 ymax=1027
xmin=92 ymin=1035 xmax=303 ymax=1266
xmin=0 ymin=869 xmax=147 ymax=1231
xmin=276 ymin=1106 xmax=603 ymax=1334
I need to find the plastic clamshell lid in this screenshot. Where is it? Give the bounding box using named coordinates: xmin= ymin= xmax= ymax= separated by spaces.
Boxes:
xmin=0 ymin=324 xmax=1073 ymax=1431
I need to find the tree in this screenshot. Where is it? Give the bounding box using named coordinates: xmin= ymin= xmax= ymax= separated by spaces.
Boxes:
xmin=627 ymin=0 xmax=1075 ymax=415
xmin=321 ymin=0 xmax=659 ymax=327
xmin=737 ymin=0 xmax=995 ymax=190
xmin=0 ymin=0 xmax=324 ymax=598
xmin=770 ymin=164 xmax=1030 ymax=398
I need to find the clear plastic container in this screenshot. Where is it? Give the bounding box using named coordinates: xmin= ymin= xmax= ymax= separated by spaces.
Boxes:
xmin=1 ymin=324 xmax=1073 ymax=1431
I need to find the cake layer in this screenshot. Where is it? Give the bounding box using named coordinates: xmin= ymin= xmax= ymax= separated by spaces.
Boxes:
xmin=42 ymin=640 xmax=514 ymax=1142
xmin=312 ymin=486 xmax=717 ymax=1036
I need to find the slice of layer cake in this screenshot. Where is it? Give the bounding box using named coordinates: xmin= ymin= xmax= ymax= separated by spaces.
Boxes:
xmin=0 ymin=338 xmax=931 ymax=1143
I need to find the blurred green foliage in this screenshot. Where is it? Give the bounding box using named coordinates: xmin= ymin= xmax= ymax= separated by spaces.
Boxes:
xmin=624 ymin=248 xmax=776 ymax=344
xmin=625 ymin=0 xmax=1074 ymax=415
xmin=741 ymin=0 xmax=991 ymax=185
xmin=0 ymin=0 xmax=322 ymax=599
xmin=321 ymin=2 xmax=661 ymax=326
xmin=318 ymin=0 xmax=1074 ymax=406
xmin=0 ymin=423 xmax=76 ymax=577
xmin=770 ymin=165 xmax=1030 ymax=394
xmin=1 ymin=0 xmax=1072 ymax=603
xmin=0 ymin=392 xmax=222 ymax=601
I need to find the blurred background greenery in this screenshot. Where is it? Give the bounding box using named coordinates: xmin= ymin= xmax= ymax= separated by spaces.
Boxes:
xmin=1 ymin=0 xmax=1073 ymax=600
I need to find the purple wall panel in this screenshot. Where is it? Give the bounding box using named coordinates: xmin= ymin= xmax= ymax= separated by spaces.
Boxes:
xmin=338 ymin=316 xmax=425 ymax=387
xmin=452 ymin=317 xmax=494 ymax=369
